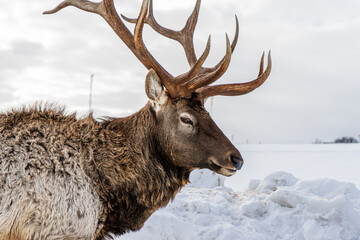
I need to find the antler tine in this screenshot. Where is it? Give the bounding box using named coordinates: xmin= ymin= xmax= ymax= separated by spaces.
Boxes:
xmin=196 ymin=51 xmax=272 ymax=99
xmin=177 ymin=15 xmax=239 ymax=96
xmin=184 ymin=34 xmax=232 ymax=92
xmin=184 ymin=35 xmax=211 ymax=80
xmin=200 ymin=15 xmax=239 ymax=77
xmin=122 ymin=0 xmax=201 ymax=67
xmin=134 ymin=0 xmax=148 ymax=50
xmin=231 ymin=15 xmax=239 ymax=53
xmin=258 ymin=51 xmax=265 ymax=77
xmin=43 ymin=0 xmax=103 ymax=15
xmin=181 ymin=0 xmax=202 ymax=66
xmin=176 ymin=15 xmax=239 ymax=95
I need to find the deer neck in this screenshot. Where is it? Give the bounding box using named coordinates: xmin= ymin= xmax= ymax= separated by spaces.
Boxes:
xmin=93 ymin=103 xmax=190 ymax=234
xmin=106 ymin=102 xmax=190 ymax=184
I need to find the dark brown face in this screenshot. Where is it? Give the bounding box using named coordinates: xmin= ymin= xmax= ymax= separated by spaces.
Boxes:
xmin=155 ymin=96 xmax=243 ymax=177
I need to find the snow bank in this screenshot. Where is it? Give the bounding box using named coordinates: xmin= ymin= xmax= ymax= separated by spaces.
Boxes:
xmin=119 ymin=172 xmax=360 ymax=240
xmin=187 ymin=169 xmax=225 ymax=188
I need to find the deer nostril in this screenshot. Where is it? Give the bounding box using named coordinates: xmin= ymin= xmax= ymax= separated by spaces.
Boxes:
xmin=230 ymin=155 xmax=243 ymax=170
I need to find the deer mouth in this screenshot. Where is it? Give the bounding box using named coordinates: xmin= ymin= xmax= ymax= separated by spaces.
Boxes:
xmin=210 ymin=160 xmax=237 ymax=177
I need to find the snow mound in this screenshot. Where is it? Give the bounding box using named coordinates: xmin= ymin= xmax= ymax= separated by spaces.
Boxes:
xmin=118 ymin=172 xmax=360 ymax=240
xmin=188 ymin=169 xmax=225 ymax=188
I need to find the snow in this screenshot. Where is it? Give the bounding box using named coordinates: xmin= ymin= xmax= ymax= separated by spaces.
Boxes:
xmin=227 ymin=144 xmax=360 ymax=191
xmin=118 ymin=144 xmax=360 ymax=240
xmin=187 ymin=169 xmax=225 ymax=188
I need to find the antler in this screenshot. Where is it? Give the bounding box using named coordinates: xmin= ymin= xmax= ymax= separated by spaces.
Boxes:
xmin=121 ymin=0 xmax=239 ymax=96
xmin=197 ymin=51 xmax=272 ymax=99
xmin=44 ymin=0 xmax=176 ymax=94
xmin=44 ymin=0 xmax=271 ymax=100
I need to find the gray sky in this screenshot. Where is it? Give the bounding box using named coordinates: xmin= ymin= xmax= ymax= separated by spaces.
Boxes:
xmin=0 ymin=0 xmax=359 ymax=143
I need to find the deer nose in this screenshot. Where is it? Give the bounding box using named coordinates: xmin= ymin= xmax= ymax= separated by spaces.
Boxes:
xmin=230 ymin=155 xmax=243 ymax=170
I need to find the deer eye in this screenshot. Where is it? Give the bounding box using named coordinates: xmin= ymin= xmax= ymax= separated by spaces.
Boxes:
xmin=180 ymin=116 xmax=193 ymax=126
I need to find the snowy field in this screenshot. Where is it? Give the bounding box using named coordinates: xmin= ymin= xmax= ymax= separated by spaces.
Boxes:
xmin=118 ymin=144 xmax=360 ymax=240
xmin=227 ymin=144 xmax=360 ymax=191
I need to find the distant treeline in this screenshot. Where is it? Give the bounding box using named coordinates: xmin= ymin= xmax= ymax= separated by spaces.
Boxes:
xmin=314 ymin=136 xmax=359 ymax=144
xmin=334 ymin=136 xmax=358 ymax=144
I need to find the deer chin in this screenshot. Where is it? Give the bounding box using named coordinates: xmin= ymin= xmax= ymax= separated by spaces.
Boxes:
xmin=209 ymin=160 xmax=237 ymax=177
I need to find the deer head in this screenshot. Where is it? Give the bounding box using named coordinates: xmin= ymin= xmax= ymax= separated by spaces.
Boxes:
xmin=44 ymin=0 xmax=271 ymax=176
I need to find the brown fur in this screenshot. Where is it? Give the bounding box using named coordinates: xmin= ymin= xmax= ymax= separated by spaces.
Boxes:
xmin=0 ymin=103 xmax=191 ymax=239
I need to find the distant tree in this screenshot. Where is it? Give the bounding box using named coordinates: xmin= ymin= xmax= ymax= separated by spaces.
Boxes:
xmin=334 ymin=136 xmax=359 ymax=143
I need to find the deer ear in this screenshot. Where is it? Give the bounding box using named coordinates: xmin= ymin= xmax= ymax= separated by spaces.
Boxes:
xmin=145 ymin=69 xmax=168 ymax=105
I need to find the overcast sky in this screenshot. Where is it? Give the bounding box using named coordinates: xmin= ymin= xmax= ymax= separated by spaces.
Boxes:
xmin=0 ymin=0 xmax=359 ymax=143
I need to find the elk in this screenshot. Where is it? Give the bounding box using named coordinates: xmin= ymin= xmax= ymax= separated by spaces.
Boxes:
xmin=0 ymin=0 xmax=271 ymax=239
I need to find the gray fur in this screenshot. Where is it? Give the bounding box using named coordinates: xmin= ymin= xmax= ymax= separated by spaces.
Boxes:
xmin=0 ymin=105 xmax=103 ymax=239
